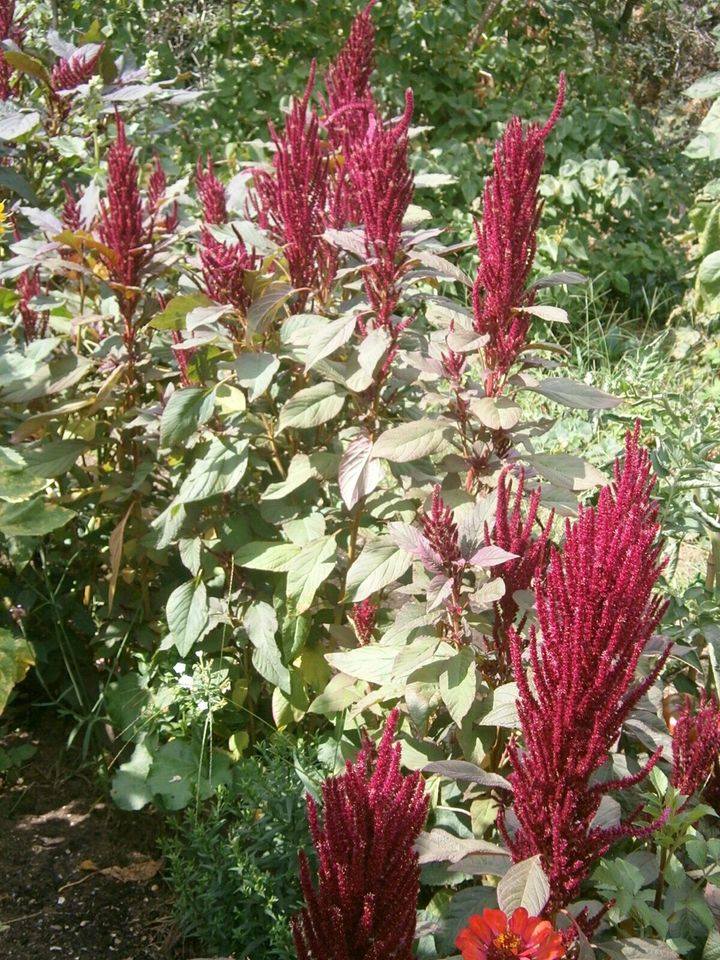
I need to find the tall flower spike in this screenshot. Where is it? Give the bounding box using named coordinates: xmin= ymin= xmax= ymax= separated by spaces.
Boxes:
xmin=347 ymin=89 xmax=414 ymax=372
xmin=293 ymin=708 xmax=428 ymax=960
xmin=147 ymin=155 xmax=179 ymax=233
xmin=196 ymin=155 xmax=227 ymax=225
xmin=503 ymin=424 xmax=671 ymax=917
xmin=324 ymin=0 xmax=377 ymax=160
xmin=61 ymin=182 xmax=82 ymax=231
xmin=51 ymin=43 xmax=103 ymax=94
xmin=672 ymin=694 xmax=720 ymax=798
xmin=472 ymin=74 xmax=565 ymax=396
xmin=98 ymin=116 xmax=148 ymax=344
xmin=255 ymin=62 xmax=333 ymax=310
xmin=0 ymin=0 xmax=25 ymax=100
xmin=485 ymin=469 xmax=553 ymax=680
xmin=17 ymin=268 xmax=47 ymax=342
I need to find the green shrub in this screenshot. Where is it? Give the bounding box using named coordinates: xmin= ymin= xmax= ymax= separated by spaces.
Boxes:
xmin=162 ymin=739 xmax=319 ymax=960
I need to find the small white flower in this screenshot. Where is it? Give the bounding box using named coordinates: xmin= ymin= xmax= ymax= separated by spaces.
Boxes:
xmin=178 ymin=674 xmax=194 ymax=690
xmin=197 ymin=699 xmax=209 ymax=712
xmin=173 ymin=662 xmax=186 ymax=675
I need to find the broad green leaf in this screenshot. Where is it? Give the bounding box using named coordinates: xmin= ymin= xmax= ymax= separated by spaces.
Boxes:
xmin=439 ymin=649 xmax=477 ymax=726
xmin=600 ymin=939 xmax=681 ymax=960
xmin=23 ymin=439 xmax=86 ymax=477
xmin=177 ymin=437 xmax=249 ymax=503
xmin=0 ymin=628 xmax=34 ymax=715
xmin=478 ymin=682 xmax=519 ymax=728
xmin=278 ymin=382 xmax=346 ymax=432
xmin=338 ymin=433 xmax=384 ymax=509
xmin=345 ymin=537 xmax=413 ymax=602
xmin=528 ymin=452 xmax=606 ymax=491
xmin=423 ymin=760 xmax=511 ymax=791
xmin=234 ymin=352 xmax=280 ymax=401
xmin=4 ymin=50 xmax=50 ymax=83
xmin=529 ymin=377 xmax=621 ymax=410
xmin=304 ymin=312 xmax=358 ymax=371
xmin=372 ymin=419 xmax=449 ymax=463
xmin=245 ymin=601 xmax=290 ymax=693
xmin=247 ymin=281 xmax=294 ymax=333
xmin=0 ymin=109 xmax=40 ymax=140
xmin=0 ymin=466 xmax=47 ymax=500
xmin=148 ymin=739 xmax=231 ymax=811
xmin=263 ymin=454 xmax=317 ymax=500
xmin=166 ymin=580 xmax=209 ymax=656
xmin=0 ymin=498 xmax=75 ymax=537
xmin=496 ymin=856 xmax=550 ymax=916
xmin=685 ymin=72 xmax=720 ymax=100
xmin=697 ymin=251 xmax=720 ymax=308
xmin=520 ymin=304 xmax=569 ymax=323
xmin=470 ymin=397 xmax=522 ymax=431
xmin=416 ymin=829 xmax=510 ymax=868
xmin=235 ymin=541 xmax=301 ymax=572
xmin=160 ymin=387 xmax=215 ymax=447
xmin=286 ymin=535 xmax=337 ymax=613
xmin=148 ymin=292 xmax=212 ymax=329
xmin=326 ymin=645 xmax=401 ymax=684
xmin=110 ymin=742 xmax=154 ymax=811
xmin=308 ymin=673 xmax=363 ymax=715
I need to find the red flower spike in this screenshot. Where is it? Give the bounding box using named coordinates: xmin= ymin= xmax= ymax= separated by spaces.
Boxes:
xmin=456 ymin=907 xmax=565 ymax=960
xmin=61 ymin=182 xmax=82 ymax=231
xmin=51 ymin=43 xmax=103 ymax=93
xmin=255 ymin=62 xmax=335 ymax=310
xmin=503 ymin=424 xmax=671 ymax=916
xmin=0 ymin=0 xmax=25 ymax=100
xmin=98 ymin=116 xmax=149 ymax=342
xmin=672 ymin=694 xmax=720 ymax=797
xmin=17 ymin=268 xmax=47 ymax=342
xmin=472 ymin=75 xmax=565 ymax=396
xmin=485 ymin=469 xmax=553 ymax=679
xmin=346 ymin=89 xmax=414 ymax=378
xmin=293 ymin=708 xmax=428 ymax=960
xmin=196 ymin=155 xmax=227 ymax=225
xmin=323 ymin=0 xmax=378 ymax=174
xmin=147 ymin=155 xmax=179 ymax=233
xmin=350 ymin=597 xmax=377 ymax=646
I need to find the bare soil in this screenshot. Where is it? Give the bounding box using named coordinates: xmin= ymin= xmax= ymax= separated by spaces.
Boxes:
xmin=0 ymin=708 xmax=196 ymax=960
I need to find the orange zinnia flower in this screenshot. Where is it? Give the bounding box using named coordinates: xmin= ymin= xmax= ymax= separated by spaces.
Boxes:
xmin=456 ymin=907 xmax=565 ymax=960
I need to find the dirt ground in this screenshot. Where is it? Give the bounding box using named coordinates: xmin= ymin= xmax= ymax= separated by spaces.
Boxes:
xmin=0 ymin=708 xmax=198 ymax=960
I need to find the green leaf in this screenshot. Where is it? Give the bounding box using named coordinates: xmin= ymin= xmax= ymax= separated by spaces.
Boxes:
xmin=245 ymin=601 xmax=290 ymax=693
xmin=160 ymin=387 xmax=216 ymax=447
xmin=685 ymin=72 xmax=720 ymax=100
xmin=697 ymin=251 xmax=720 ymax=308
xmin=0 ymin=498 xmax=75 ymax=537
xmin=600 ymin=939 xmax=681 ymax=960
xmin=235 ymin=541 xmax=302 ymax=572
xmin=149 ymin=293 xmax=212 ymax=330
xmin=338 ymin=433 xmax=384 ymax=509
xmin=345 ymin=537 xmax=413 ymax=602
xmin=148 ymin=739 xmax=231 ymax=811
xmin=529 ymin=377 xmax=621 ymax=410
xmin=167 ymin=580 xmax=209 ymax=656
xmin=110 ymin=742 xmax=154 ymax=811
xmin=496 ymin=856 xmax=550 ymax=916
xmin=423 ymin=760 xmax=511 ymax=791
xmin=263 ymin=454 xmax=317 ymax=500
xmin=286 ymin=535 xmax=337 ymax=613
xmin=520 ymin=304 xmax=569 ymax=323
xmin=304 ymin=312 xmax=358 ymax=371
xmin=470 ymin=397 xmax=522 ymax=431
xmin=0 ymin=466 xmax=47 ymax=500
xmin=234 ymin=352 xmax=280 ymax=401
xmin=326 ymin=645 xmax=402 ymax=684
xmin=3 ymin=50 xmax=50 ymax=84
xmin=23 ymin=440 xmax=86 ymax=477
xmin=439 ymin=648 xmax=477 ymax=726
xmin=0 ymin=628 xmax=34 ymax=715
xmin=478 ymin=683 xmax=519 ymax=728
xmin=278 ymin=382 xmax=346 ymax=432
xmin=527 ymin=453 xmax=606 ymax=491
xmin=177 ymin=437 xmax=249 ymax=504
xmin=372 ymin=419 xmax=450 ymax=463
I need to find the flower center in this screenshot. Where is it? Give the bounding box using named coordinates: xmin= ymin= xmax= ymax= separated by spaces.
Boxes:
xmin=488 ymin=931 xmax=523 ymax=959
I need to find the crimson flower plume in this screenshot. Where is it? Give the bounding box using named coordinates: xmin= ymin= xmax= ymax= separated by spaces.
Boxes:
xmin=472 ymin=75 xmax=565 ymax=396
xmin=0 ymin=0 xmax=25 ymax=100
xmin=293 ymin=708 xmax=428 ymax=960
xmin=503 ymin=424 xmax=670 ymax=916
xmin=672 ymin=694 xmax=720 ymax=798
